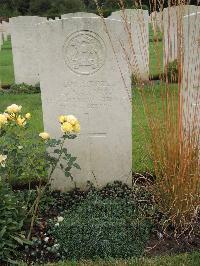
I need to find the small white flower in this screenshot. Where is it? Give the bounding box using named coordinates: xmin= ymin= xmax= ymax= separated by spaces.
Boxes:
xmin=0 ymin=154 xmax=7 ymax=167
xmin=57 ymin=216 xmax=64 ymax=223
xmin=55 ymin=223 xmax=59 ymax=227
xmin=53 ymin=243 xmax=60 ymax=249
xmin=18 ymin=146 xmax=23 ymax=150
xmin=44 ymin=237 xmax=49 ymax=242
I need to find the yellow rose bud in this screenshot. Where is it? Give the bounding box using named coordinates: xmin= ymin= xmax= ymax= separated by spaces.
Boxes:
xmin=25 ymin=113 xmax=31 ymax=119
xmin=6 ymin=104 xmax=22 ymax=114
xmin=61 ymin=122 xmax=73 ymax=133
xmin=66 ymin=115 xmax=78 ymax=126
xmin=73 ymin=122 xmax=80 ymax=133
xmin=16 ymin=115 xmax=26 ymax=127
xmin=39 ymin=132 xmax=50 ymax=140
xmin=59 ymin=115 xmax=66 ymax=124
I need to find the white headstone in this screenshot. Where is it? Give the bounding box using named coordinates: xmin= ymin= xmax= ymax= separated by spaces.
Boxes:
xmin=2 ymin=21 xmax=10 ymax=35
xmin=182 ymin=12 xmax=200 ymax=141
xmin=38 ymin=18 xmax=132 ymax=191
xmin=0 ymin=21 xmax=9 ymax=41
xmin=163 ymin=5 xmax=200 ymax=65
xmin=9 ymin=16 xmax=47 ymax=85
xmin=61 ymin=12 xmax=99 ymax=18
xmin=149 ymin=11 xmax=163 ymax=32
xmin=109 ymin=9 xmax=149 ymax=81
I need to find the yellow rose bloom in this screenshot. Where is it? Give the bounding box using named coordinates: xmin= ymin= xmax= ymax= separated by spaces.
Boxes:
xmin=6 ymin=104 xmax=22 ymax=114
xmin=39 ymin=132 xmax=50 ymax=140
xmin=61 ymin=122 xmax=73 ymax=133
xmin=73 ymin=122 xmax=80 ymax=133
xmin=58 ymin=115 xmax=66 ymax=124
xmin=0 ymin=114 xmax=8 ymax=125
xmin=66 ymin=115 xmax=78 ymax=126
xmin=25 ymin=113 xmax=31 ymax=119
xmin=16 ymin=115 xmax=26 ymax=127
xmin=3 ymin=113 xmax=10 ymax=120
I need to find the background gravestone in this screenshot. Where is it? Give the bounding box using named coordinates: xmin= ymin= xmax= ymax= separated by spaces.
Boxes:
xmin=109 ymin=9 xmax=149 ymax=81
xmin=9 ymin=16 xmax=46 ymax=85
xmin=38 ymin=17 xmax=132 ymax=191
xmin=182 ymin=12 xmax=200 ymax=141
xmin=163 ymin=5 xmax=200 ymax=66
xmin=149 ymin=11 xmax=163 ymax=32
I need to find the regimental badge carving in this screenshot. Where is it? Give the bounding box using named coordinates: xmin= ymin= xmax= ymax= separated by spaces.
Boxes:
xmin=64 ymin=31 xmax=106 ymax=75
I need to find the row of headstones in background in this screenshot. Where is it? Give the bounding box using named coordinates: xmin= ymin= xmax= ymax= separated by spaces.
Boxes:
xmin=163 ymin=5 xmax=200 ymax=65
xmin=9 ymin=10 xmax=149 ymax=86
xmin=148 ymin=5 xmax=200 ymax=66
xmin=182 ymin=12 xmax=200 ymax=139
xmin=0 ymin=21 xmax=10 ymax=50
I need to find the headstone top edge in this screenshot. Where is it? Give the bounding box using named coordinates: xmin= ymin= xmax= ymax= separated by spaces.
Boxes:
xmin=184 ymin=11 xmax=200 ymax=18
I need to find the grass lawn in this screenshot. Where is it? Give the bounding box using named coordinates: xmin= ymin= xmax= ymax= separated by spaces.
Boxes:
xmin=149 ymin=25 xmax=163 ymax=78
xmin=0 ymin=37 xmax=15 ymax=86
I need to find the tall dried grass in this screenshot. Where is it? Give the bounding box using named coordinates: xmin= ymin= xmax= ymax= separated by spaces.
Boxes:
xmin=95 ymin=0 xmax=200 ymax=234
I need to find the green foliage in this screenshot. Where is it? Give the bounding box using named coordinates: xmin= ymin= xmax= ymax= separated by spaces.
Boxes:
xmin=166 ymin=60 xmax=178 ymax=83
xmin=0 ymin=105 xmax=80 ymax=187
xmin=0 ymin=121 xmax=47 ymax=186
xmin=8 ymin=83 xmax=41 ymax=94
xmin=52 ymin=193 xmax=153 ymax=260
xmin=0 ymin=181 xmax=29 ymax=264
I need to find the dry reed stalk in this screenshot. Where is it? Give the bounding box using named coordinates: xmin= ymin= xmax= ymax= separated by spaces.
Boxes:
xmin=95 ymin=0 xmax=199 ymax=233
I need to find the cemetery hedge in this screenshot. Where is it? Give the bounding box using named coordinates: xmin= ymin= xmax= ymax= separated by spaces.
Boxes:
xmin=0 ymin=0 xmax=149 ymax=17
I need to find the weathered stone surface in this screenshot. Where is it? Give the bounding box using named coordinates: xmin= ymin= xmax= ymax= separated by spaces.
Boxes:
xmin=61 ymin=12 xmax=99 ymax=18
xmin=163 ymin=5 xmax=200 ymax=65
xmin=182 ymin=12 xmax=200 ymax=139
xmin=38 ymin=17 xmax=132 ymax=191
xmin=9 ymin=16 xmax=46 ymax=85
xmin=108 ymin=9 xmax=149 ymax=81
